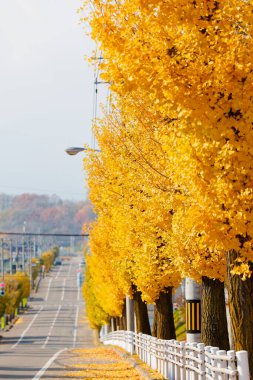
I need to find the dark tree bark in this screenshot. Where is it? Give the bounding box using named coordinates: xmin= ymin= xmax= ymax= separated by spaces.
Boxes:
xmin=155 ymin=287 xmax=176 ymax=340
xmin=201 ymin=276 xmax=229 ymax=350
xmin=152 ymin=306 xmax=158 ymax=337
xmin=119 ymin=299 xmax=127 ymax=330
xmin=116 ymin=317 xmax=120 ymax=330
xmin=133 ymin=286 xmax=151 ymax=335
xmin=226 ymin=251 xmax=253 ymax=377
xmin=111 ymin=317 xmax=117 ymax=332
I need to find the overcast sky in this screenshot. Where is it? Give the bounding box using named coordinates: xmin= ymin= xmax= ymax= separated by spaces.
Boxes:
xmin=0 ymin=1 xmax=102 ymax=201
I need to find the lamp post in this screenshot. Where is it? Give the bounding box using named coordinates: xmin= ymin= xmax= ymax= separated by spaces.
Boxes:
xmin=66 ymin=145 xmax=135 ymax=335
xmin=65 ymin=147 xmax=100 ymax=155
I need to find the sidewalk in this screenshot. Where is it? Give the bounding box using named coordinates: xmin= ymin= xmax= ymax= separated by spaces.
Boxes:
xmin=43 ymin=346 xmax=165 ymax=380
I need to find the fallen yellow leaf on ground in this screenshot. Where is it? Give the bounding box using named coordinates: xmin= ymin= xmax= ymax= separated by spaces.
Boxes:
xmin=65 ymin=347 xmax=144 ymax=379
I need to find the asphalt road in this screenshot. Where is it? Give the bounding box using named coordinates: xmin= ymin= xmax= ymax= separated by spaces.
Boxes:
xmin=0 ymin=256 xmax=95 ymax=379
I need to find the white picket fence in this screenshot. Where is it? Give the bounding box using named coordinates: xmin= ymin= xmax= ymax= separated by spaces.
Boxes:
xmin=100 ymin=330 xmax=250 ymax=380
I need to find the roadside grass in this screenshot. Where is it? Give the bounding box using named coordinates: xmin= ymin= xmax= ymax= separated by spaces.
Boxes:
xmin=174 ymin=307 xmax=186 ymax=341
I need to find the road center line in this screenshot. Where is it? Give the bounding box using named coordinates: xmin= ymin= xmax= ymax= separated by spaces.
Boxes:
xmin=67 ymin=264 xmax=72 ymax=277
xmin=55 ymin=265 xmax=62 ymax=280
xmin=42 ymin=305 xmax=61 ymax=349
xmin=73 ymin=305 xmax=79 ymax=347
xmin=61 ymin=278 xmax=66 ymax=301
xmin=45 ymin=278 xmax=52 ymax=301
xmin=32 ymin=348 xmax=67 ymax=380
xmin=11 ymin=306 xmax=43 ymax=349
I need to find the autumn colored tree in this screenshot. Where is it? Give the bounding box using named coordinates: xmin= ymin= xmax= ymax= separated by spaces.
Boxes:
xmin=82 ymin=0 xmax=253 ymax=367
xmin=4 ymin=273 xmax=30 ymax=316
xmin=83 ymin=263 xmax=110 ymax=330
xmin=84 ymin=106 xmax=183 ymax=337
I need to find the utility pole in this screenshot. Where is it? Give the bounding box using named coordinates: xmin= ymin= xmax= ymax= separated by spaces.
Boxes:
xmin=28 ymin=239 xmax=32 ymax=289
xmin=33 ymin=236 xmax=36 ymax=258
xmin=185 ymin=278 xmax=201 ymax=343
xmin=126 ymin=296 xmax=135 ymax=332
xmin=1 ymin=239 xmax=4 ymax=281
xmin=9 ymin=239 xmax=12 ymax=274
xmin=22 ymin=221 xmax=26 ymax=273
xmin=15 ymin=239 xmax=18 ymax=267
xmin=22 ymin=240 xmax=25 ymax=273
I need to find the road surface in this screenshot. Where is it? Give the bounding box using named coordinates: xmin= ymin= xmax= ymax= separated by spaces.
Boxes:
xmin=0 ymin=256 xmax=94 ymax=379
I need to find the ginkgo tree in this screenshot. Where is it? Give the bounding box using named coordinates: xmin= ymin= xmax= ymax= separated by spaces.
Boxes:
xmin=81 ymin=0 xmax=253 ymax=371
xmin=84 ymin=104 xmax=187 ymax=337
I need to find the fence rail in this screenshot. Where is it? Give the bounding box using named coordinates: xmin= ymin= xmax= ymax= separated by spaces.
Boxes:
xmin=100 ymin=330 xmax=250 ymax=380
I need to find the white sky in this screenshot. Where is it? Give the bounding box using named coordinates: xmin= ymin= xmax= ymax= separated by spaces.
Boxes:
xmin=0 ymin=0 xmax=102 ymax=201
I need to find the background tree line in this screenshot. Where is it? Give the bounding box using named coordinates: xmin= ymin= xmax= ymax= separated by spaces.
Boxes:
xmin=0 ymin=193 xmax=95 ymax=234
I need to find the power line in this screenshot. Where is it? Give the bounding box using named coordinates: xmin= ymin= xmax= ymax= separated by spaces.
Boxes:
xmin=0 ymin=232 xmax=89 ymax=237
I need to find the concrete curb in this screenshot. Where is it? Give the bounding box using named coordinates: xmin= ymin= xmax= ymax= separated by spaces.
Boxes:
xmin=4 ymin=316 xmax=19 ymax=332
xmin=35 ymin=277 xmax=41 ymax=293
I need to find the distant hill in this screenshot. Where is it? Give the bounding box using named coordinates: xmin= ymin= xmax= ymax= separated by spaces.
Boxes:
xmin=0 ymin=193 xmax=95 ymax=235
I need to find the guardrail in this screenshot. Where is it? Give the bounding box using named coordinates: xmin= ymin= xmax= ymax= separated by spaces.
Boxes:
xmin=100 ymin=330 xmax=250 ymax=380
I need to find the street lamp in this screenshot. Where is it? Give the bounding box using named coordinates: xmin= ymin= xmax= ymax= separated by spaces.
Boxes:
xmin=65 ymin=144 xmax=135 ymax=334
xmin=65 ymin=147 xmax=100 ymax=156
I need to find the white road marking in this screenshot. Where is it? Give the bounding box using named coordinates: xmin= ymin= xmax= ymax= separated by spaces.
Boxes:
xmin=45 ymin=278 xmax=52 ymax=301
xmin=32 ymin=348 xmax=67 ymax=380
xmin=67 ymin=263 xmax=72 ymax=277
xmin=73 ymin=305 xmax=79 ymax=347
xmin=39 ymin=303 xmax=83 ymax=307
xmin=61 ymin=278 xmax=66 ymax=301
xmin=55 ymin=265 xmax=62 ymax=280
xmin=77 ymin=286 xmax=80 ymax=302
xmin=11 ymin=306 xmax=43 ymax=349
xmin=42 ymin=305 xmax=61 ymax=349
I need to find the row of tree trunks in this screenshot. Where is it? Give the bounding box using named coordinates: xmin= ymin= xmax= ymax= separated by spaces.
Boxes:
xmin=112 ymin=263 xmax=253 ymax=377
xmin=133 ymin=281 xmax=228 ymax=347
xmin=226 ymin=250 xmax=253 ymax=377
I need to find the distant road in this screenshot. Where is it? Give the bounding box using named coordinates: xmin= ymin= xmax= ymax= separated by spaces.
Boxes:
xmin=0 ymin=257 xmax=94 ymax=379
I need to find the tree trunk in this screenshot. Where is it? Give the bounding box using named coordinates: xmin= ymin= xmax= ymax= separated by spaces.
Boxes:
xmin=119 ymin=299 xmax=127 ymax=330
xmin=152 ymin=306 xmax=157 ymax=337
xmin=111 ymin=317 xmax=117 ymax=332
xmin=226 ymin=250 xmax=253 ymax=377
xmin=201 ymin=276 xmax=229 ymax=350
xmin=116 ymin=317 xmax=120 ymax=330
xmin=133 ymin=287 xmax=151 ymax=335
xmin=155 ymin=287 xmax=176 ymax=340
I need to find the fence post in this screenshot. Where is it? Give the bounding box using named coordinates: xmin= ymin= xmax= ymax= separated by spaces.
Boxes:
xmin=210 ymin=347 xmax=219 ymax=379
xmin=204 ymin=346 xmax=212 ymax=379
xmin=147 ymin=335 xmax=151 ymax=367
xmin=175 ymin=342 xmax=181 ymax=380
xmin=217 ymin=350 xmax=226 ymax=380
xmin=180 ymin=341 xmax=186 ymax=380
xmin=130 ymin=331 xmax=135 ymax=355
xmin=104 ymin=324 xmax=109 ymax=335
xmin=197 ymin=343 xmax=205 ymax=380
xmin=190 ymin=342 xmax=198 ymax=380
xmin=227 ymin=350 xmax=236 ymax=380
xmin=236 ymin=351 xmax=250 ymax=380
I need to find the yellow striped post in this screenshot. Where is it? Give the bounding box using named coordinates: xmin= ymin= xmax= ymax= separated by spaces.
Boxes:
xmin=185 ymin=278 xmax=201 ymax=342
xmin=186 ymin=300 xmax=201 ymax=333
